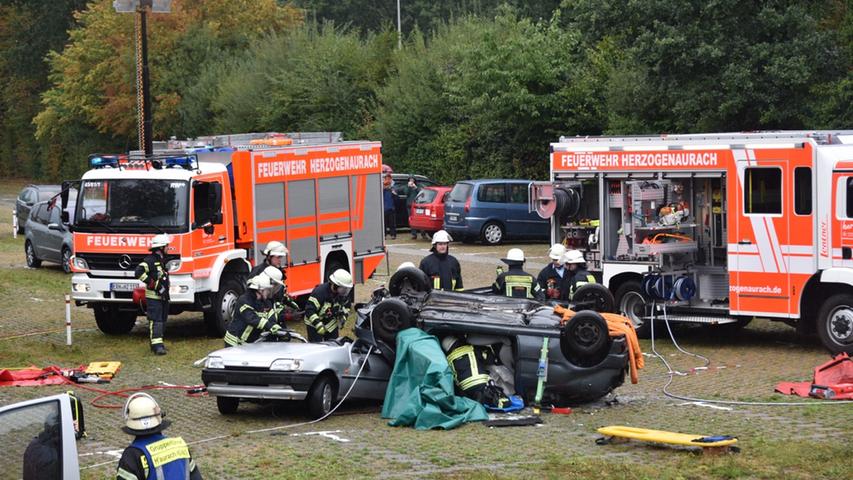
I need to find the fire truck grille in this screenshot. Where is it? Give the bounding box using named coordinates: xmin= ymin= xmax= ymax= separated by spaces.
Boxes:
xmin=77 ymin=253 xmax=171 ymax=271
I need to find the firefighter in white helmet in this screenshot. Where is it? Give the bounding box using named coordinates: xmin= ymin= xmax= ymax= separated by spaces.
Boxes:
xmin=304 ymin=269 xmax=353 ymax=342
xmin=492 ymin=248 xmax=543 ymax=300
xmin=116 ymin=393 xmax=202 ymax=480
xmin=562 ymin=249 xmax=597 ymax=299
xmin=418 ymin=230 xmax=463 ymax=291
xmin=250 ymin=241 xmax=298 ymax=321
xmin=537 ymin=243 xmax=571 ymax=301
xmin=223 ymin=273 xmax=279 ymax=347
xmin=135 ymin=234 xmax=172 ymax=355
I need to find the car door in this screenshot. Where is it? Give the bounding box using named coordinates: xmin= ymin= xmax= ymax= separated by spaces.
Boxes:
xmin=475 ymin=182 xmax=509 ymax=232
xmin=505 ymin=182 xmax=547 ymax=239
xmin=18 ymin=188 xmax=35 ymax=226
xmin=45 ymin=205 xmax=64 ymax=263
xmin=33 ymin=205 xmax=52 ymax=258
xmin=0 ymin=394 xmax=80 ymax=479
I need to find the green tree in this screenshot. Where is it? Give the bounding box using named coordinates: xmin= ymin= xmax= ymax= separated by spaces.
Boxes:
xmin=561 ymin=0 xmax=848 ymax=133
xmin=212 ymin=23 xmax=396 ymax=138
xmin=33 ymin=0 xmax=301 ymax=178
xmin=373 ymin=10 xmax=605 ymax=183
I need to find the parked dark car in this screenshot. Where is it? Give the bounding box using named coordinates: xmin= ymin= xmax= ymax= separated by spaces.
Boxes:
xmin=363 ymin=267 xmax=628 ymax=406
xmin=409 ymin=186 xmax=452 ymax=235
xmin=15 ymin=184 xmax=61 ymax=233
xmin=24 ymin=196 xmax=76 ymax=273
xmin=443 ymin=179 xmax=549 ymax=245
xmin=390 ymin=174 xmax=437 ymax=228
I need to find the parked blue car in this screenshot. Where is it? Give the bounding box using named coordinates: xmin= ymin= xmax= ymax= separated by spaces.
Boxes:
xmin=443 ymin=179 xmax=549 ymax=245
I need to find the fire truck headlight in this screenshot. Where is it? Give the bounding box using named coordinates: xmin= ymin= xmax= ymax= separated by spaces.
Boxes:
xmin=72 ymin=283 xmax=90 ymax=293
xmin=165 ymin=259 xmax=181 ymax=272
xmin=169 ymin=285 xmax=189 ymax=295
xmin=72 ymin=256 xmax=89 ymax=271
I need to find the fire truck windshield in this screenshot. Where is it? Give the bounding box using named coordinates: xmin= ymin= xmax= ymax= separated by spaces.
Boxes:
xmin=74 ymin=179 xmax=189 ymax=233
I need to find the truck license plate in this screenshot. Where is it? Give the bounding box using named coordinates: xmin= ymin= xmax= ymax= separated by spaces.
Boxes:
xmin=110 ymin=282 xmax=138 ymax=292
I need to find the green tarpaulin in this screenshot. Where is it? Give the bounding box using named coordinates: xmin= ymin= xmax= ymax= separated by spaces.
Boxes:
xmin=381 ymin=328 xmax=488 ymax=430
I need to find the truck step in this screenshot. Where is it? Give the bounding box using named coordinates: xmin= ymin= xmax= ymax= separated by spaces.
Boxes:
xmin=642 ymin=315 xmax=738 ymax=325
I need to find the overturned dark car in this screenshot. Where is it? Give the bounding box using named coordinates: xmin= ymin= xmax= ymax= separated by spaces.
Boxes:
xmin=361 ymin=267 xmax=631 ymax=406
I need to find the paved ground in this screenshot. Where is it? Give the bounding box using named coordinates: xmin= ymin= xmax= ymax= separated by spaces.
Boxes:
xmin=1 ymin=181 xmax=851 ymax=479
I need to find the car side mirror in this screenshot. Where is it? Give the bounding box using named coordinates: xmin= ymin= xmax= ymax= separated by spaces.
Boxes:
xmin=48 ymin=223 xmax=61 ymax=231
xmin=60 ymin=211 xmax=69 ymax=224
xmin=25 ymin=201 xmax=33 ymax=207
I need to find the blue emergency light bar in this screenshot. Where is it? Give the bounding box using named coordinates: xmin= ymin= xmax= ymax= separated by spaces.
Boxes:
xmin=89 ymin=155 xmax=121 ymax=169
xmin=164 ymin=156 xmax=194 ymax=168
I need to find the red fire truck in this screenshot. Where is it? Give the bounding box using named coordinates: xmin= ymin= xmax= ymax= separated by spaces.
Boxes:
xmin=66 ymin=133 xmax=385 ymax=336
xmin=531 ymin=131 xmax=853 ymax=354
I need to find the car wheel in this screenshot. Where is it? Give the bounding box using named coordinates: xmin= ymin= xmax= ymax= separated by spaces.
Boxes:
xmin=94 ymin=305 xmax=137 ymax=335
xmin=205 ymin=276 xmax=243 ymax=337
xmin=573 ymin=283 xmax=615 ymax=313
xmin=25 ymin=241 xmax=41 ymax=268
xmin=307 ymin=375 xmax=337 ymax=419
xmin=560 ymin=310 xmax=610 ymax=367
xmin=216 ymin=396 xmax=239 ymax=415
xmin=614 ymin=281 xmax=651 ymax=338
xmin=389 ymin=266 xmax=431 ymax=296
xmin=481 ymin=222 xmax=504 ymax=245
xmin=61 ymin=247 xmax=72 ymax=274
xmin=817 ymin=294 xmax=853 ymax=354
xmin=371 ymin=298 xmax=414 ymax=346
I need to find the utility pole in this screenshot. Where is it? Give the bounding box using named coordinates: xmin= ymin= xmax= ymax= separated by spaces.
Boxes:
xmin=397 ymin=0 xmax=402 ymax=50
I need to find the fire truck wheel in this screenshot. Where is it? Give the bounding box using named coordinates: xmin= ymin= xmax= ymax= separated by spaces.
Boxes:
xmin=817 ymin=294 xmax=853 ymax=354
xmin=560 ymin=310 xmax=610 ymax=367
xmin=371 ymin=298 xmax=414 ymax=346
xmin=481 ymin=222 xmax=504 ymax=245
xmin=615 ymin=281 xmax=651 ymax=338
xmin=206 ymin=277 xmax=243 ymax=337
xmin=94 ymin=305 xmax=136 ymax=335
xmin=25 ymin=240 xmax=41 ymax=268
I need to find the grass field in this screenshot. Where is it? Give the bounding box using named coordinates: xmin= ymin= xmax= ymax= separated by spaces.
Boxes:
xmin=1 ymin=178 xmax=851 ymax=479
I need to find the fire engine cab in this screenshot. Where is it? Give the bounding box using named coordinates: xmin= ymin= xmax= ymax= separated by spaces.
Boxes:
xmin=65 ymin=133 xmax=385 ymax=337
xmin=531 ymin=131 xmax=853 ymax=354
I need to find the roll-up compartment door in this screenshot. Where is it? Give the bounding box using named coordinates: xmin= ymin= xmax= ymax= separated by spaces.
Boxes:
xmin=353 ymin=173 xmax=384 ymax=255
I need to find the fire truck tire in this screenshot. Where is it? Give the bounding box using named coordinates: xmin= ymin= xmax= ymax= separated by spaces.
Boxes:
xmin=371 ymin=298 xmax=414 ymax=346
xmin=25 ymin=240 xmax=41 ymax=268
xmin=817 ymin=294 xmax=853 ymax=354
xmin=481 ymin=222 xmax=504 ymax=245
xmin=560 ymin=310 xmax=610 ymax=367
xmin=94 ymin=305 xmax=136 ymax=335
xmin=389 ymin=266 xmax=431 ymax=296
xmin=205 ymin=277 xmax=243 ymax=337
xmin=615 ymin=281 xmax=651 ymax=338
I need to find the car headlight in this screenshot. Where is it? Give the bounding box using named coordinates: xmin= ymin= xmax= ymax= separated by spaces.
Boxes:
xmin=206 ymin=356 xmax=224 ymax=369
xmin=166 ymin=259 xmax=181 ymax=272
xmin=72 ymin=256 xmax=89 ymax=271
xmin=270 ymin=358 xmax=303 ymax=372
xmin=72 ymin=282 xmax=91 ymax=293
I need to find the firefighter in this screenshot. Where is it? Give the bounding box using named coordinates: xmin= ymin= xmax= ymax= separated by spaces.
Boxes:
xmin=492 ymin=248 xmax=543 ymax=300
xmin=304 ymin=269 xmax=353 ymax=342
xmin=441 ymin=336 xmax=510 ymax=408
xmin=419 ymin=230 xmax=463 ymax=291
xmin=135 ymin=234 xmax=172 ymax=355
xmin=223 ymin=274 xmax=279 ymax=347
xmin=262 ymin=265 xmax=299 ymax=324
xmin=250 ymin=241 xmax=287 ymax=277
xmin=563 ymin=249 xmax=597 ymax=299
xmin=116 ymin=393 xmax=202 ymax=480
xmin=251 ymin=242 xmax=299 ymax=320
xmin=537 ymin=243 xmax=571 ymax=301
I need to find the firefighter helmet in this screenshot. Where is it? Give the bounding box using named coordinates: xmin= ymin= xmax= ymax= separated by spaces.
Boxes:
xmin=548 ymin=243 xmax=566 ymax=261
xmin=247 ymin=274 xmax=272 ymax=290
xmin=263 ymin=241 xmax=288 ymax=257
xmin=503 ymin=248 xmax=525 ymax=263
xmin=441 ymin=335 xmax=461 ymax=353
xmin=329 ymin=269 xmax=354 ymax=289
xmin=263 ymin=266 xmax=284 ymax=286
xmin=562 ymin=250 xmax=586 ymax=264
xmin=150 ymin=234 xmax=171 ymax=250
xmin=122 ymin=393 xmax=169 ymax=435
xmin=431 ymin=230 xmax=453 ymax=244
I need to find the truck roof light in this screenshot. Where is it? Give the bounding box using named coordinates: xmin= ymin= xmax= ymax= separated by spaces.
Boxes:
xmin=89 ymin=155 xmax=121 ymax=169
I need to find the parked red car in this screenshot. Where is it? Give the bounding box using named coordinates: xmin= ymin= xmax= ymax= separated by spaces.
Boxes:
xmin=409 ymin=186 xmax=451 ymax=234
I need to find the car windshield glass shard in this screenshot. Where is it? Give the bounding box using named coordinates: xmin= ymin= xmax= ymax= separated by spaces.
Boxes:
xmin=76 ymin=180 xmax=189 ymax=233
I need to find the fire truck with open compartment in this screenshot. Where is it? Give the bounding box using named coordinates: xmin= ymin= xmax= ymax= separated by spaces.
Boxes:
xmin=530 ymin=131 xmax=853 ymax=354
xmin=65 ymin=132 xmax=386 ymax=336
